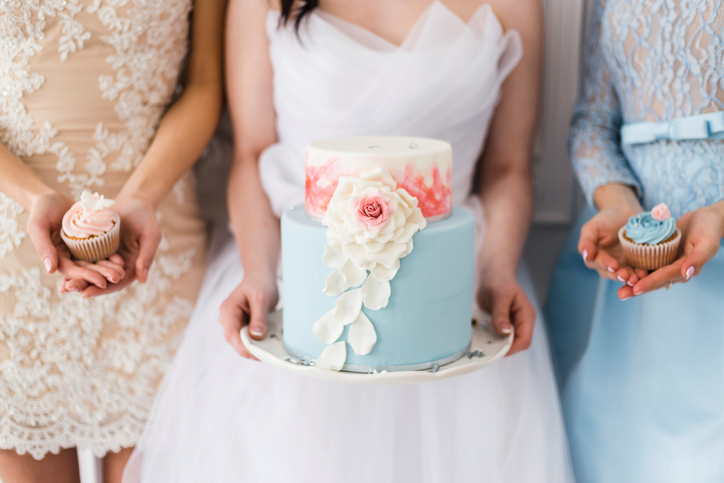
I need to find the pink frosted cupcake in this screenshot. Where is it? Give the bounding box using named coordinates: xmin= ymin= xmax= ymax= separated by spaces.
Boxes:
xmin=61 ymin=191 xmax=121 ymax=262
xmin=618 ymin=203 xmax=681 ymax=271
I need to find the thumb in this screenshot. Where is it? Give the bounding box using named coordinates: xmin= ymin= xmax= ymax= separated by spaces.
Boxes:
xmin=578 ymin=220 xmax=600 ymax=263
xmin=491 ymin=290 xmax=513 ymax=336
xmin=135 ymin=225 xmax=161 ymax=283
xmin=247 ymin=294 xmax=271 ymax=340
xmin=680 ymin=240 xmax=716 ymax=281
xmin=27 ymin=218 xmax=59 ymax=274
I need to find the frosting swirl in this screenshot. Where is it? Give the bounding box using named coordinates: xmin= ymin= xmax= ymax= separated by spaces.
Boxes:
xmin=62 ymin=191 xmax=117 ymax=239
xmin=625 ymin=208 xmax=676 ymax=245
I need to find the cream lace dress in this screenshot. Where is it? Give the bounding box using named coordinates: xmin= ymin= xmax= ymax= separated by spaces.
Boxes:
xmin=0 ymin=0 xmax=206 ymax=459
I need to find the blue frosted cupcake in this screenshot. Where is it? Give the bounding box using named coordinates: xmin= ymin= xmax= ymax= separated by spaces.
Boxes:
xmin=618 ymin=203 xmax=681 ymax=270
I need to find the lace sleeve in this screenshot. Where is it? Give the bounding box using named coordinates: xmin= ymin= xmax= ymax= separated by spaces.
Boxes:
xmin=568 ymin=0 xmax=642 ymax=207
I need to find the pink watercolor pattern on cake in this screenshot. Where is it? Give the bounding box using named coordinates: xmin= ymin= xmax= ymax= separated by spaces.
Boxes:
xmin=306 ymin=156 xmax=342 ymax=215
xmin=397 ymin=163 xmax=452 ymax=219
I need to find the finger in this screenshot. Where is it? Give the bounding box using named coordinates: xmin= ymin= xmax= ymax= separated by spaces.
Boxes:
xmin=76 ymin=260 xmax=124 ymax=284
xmin=65 ymin=278 xmax=90 ymax=293
xmin=57 ymin=257 xmax=108 ymax=289
xmin=506 ymin=293 xmax=536 ymax=356
xmin=95 ymin=259 xmax=126 ymax=279
xmin=26 ymin=219 xmax=59 ymax=274
xmin=578 ymin=221 xmax=600 ymax=263
xmin=679 ymin=241 xmax=717 ymax=281
xmin=617 ymin=284 xmax=634 ymax=300
xmin=247 ymin=292 xmax=271 ymax=340
xmin=136 ymin=225 xmax=162 ymax=283
xmin=632 ymin=260 xmax=684 ymax=295
xmin=490 ymin=290 xmax=514 ymax=336
xmin=615 ymin=268 xmax=633 ymax=284
xmin=627 ymin=273 xmax=639 ymax=286
xmin=595 ymin=250 xmax=620 ymax=274
xmin=80 ymin=276 xmax=133 ymax=298
xmin=219 ymin=294 xmax=258 ymax=360
xmin=108 ymin=253 xmax=125 ymax=268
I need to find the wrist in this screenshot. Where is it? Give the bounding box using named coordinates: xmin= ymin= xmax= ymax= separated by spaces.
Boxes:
xmin=479 ymin=263 xmax=518 ymax=286
xmin=593 ymin=183 xmax=642 ymax=214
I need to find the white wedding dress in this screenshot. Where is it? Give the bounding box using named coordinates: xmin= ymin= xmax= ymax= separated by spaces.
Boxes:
xmin=124 ymin=3 xmax=574 ymax=482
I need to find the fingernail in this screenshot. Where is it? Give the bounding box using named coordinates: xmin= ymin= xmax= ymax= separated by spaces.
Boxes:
xmin=617 ymin=275 xmax=625 ymax=282
xmin=686 ymin=266 xmax=694 ymax=280
xmin=44 ymin=257 xmax=52 ymax=273
xmin=582 ymin=249 xmax=588 ymax=262
xmin=621 ymin=296 xmax=630 ymax=301
xmin=634 ymin=289 xmax=645 ymax=296
xmin=627 ymin=281 xmax=634 ymax=287
xmin=607 ymin=266 xmax=615 ymax=273
xmin=250 ymin=328 xmax=264 ymax=337
xmin=497 ymin=324 xmax=512 ymax=335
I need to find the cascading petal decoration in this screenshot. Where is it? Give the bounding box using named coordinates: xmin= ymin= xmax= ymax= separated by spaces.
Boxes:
xmin=313 ymin=168 xmax=427 ymax=371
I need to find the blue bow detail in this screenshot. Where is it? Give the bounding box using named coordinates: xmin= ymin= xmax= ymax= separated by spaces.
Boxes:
xmin=621 ymin=111 xmax=724 ymax=145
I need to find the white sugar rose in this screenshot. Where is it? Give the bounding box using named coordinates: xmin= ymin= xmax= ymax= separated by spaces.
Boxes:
xmin=322 ymin=167 xmax=427 ymax=273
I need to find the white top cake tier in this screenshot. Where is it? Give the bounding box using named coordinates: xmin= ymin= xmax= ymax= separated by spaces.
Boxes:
xmin=304 ymin=136 xmax=453 ymax=221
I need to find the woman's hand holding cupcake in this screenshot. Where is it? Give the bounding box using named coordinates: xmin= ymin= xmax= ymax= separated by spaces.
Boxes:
xmin=63 ymin=194 xmax=161 ymax=298
xmin=578 ymin=184 xmax=648 ymax=285
xmin=617 ymin=201 xmax=724 ymax=299
xmin=27 ymin=190 xmax=126 ymax=292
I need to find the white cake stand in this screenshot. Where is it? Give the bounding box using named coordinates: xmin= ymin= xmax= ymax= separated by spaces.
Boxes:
xmin=240 ymin=305 xmax=513 ymax=385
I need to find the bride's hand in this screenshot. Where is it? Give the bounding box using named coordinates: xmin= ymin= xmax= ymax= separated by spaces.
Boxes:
xmin=219 ymin=272 xmax=279 ymax=359
xmin=619 ymin=203 xmax=724 ymax=298
xmin=64 ymin=196 xmax=161 ymax=297
xmin=578 ymin=205 xmax=648 ymax=286
xmin=27 ymin=191 xmax=125 ymax=290
xmin=477 ymin=274 xmax=536 ymax=356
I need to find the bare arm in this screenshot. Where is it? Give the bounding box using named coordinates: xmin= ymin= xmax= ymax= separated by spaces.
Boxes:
xmin=218 ymin=0 xmax=281 ymax=358
xmin=476 ymin=0 xmax=543 ymax=355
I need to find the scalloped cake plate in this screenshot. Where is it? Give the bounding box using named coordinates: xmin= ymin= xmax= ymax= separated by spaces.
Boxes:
xmin=240 ymin=305 xmax=513 ymax=385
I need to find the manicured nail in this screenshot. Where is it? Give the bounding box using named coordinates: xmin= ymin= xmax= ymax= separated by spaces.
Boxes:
xmin=250 ymin=328 xmax=264 ymax=337
xmin=607 ymin=266 xmax=615 ymax=273
xmin=627 ymin=281 xmax=634 ymax=287
xmin=634 ymin=289 xmax=645 ymax=296
xmin=621 ymin=296 xmax=630 ymax=301
xmin=497 ymin=324 xmax=512 ymax=335
xmin=686 ymin=266 xmax=694 ymax=280
xmin=617 ymin=275 xmax=625 ymax=282
xmin=582 ymin=249 xmax=588 ymax=262
xmin=44 ymin=257 xmax=52 ymax=273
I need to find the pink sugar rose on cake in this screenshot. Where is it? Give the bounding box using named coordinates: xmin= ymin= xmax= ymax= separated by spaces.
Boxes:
xmin=350 ymin=190 xmax=396 ymax=232
xmin=61 ymin=190 xmax=121 ymax=262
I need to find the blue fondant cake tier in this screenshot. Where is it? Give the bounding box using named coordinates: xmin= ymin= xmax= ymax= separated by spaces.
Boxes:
xmin=281 ymin=205 xmax=474 ymax=372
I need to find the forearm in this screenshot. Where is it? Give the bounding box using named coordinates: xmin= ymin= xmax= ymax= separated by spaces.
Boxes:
xmin=119 ymin=81 xmax=223 ymax=207
xmin=592 ymin=183 xmax=642 ymax=213
xmin=228 ymin=155 xmax=280 ymax=278
xmin=0 ymin=144 xmax=56 ymax=209
xmin=477 ymin=167 xmax=533 ymax=278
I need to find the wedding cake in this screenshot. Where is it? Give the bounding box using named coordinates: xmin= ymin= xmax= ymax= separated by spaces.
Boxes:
xmin=281 ymin=136 xmax=474 ymax=372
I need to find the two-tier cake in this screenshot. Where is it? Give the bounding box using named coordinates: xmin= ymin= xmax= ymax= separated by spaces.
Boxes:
xmin=281 ymin=136 xmax=475 ymax=372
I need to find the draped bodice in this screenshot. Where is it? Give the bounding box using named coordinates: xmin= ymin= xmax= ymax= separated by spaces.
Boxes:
xmin=259 ymin=1 xmax=522 ymax=217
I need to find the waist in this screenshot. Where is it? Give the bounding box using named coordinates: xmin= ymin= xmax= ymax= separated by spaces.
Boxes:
xmin=621 ymin=112 xmax=724 ymax=146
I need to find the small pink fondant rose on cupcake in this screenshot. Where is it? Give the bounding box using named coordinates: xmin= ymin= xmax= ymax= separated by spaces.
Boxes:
xmin=651 ymin=203 xmax=672 ymax=221
xmin=351 ymin=190 xmax=396 ymax=232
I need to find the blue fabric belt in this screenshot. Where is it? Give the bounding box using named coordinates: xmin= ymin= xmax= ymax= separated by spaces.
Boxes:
xmin=621 ymin=111 xmax=724 ymax=145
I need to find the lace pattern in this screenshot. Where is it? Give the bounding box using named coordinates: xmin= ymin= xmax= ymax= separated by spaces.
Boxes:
xmin=570 ymin=0 xmax=724 ymax=216
xmin=0 ymin=0 xmax=201 ymax=459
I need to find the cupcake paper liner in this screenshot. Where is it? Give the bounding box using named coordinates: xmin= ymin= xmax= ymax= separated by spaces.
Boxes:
xmin=618 ymin=226 xmax=681 ymax=271
xmin=61 ymin=214 xmax=121 ymax=262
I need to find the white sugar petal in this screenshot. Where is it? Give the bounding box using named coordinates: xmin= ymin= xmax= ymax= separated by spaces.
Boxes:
xmin=322 ymin=243 xmax=345 ymax=269
xmin=369 ymin=242 xmax=408 ymax=268
xmin=361 ymin=167 xmax=397 ymax=190
xmin=363 ymin=240 xmax=386 ymax=253
xmin=370 ymin=260 xmax=400 ymax=282
xmin=361 ymin=275 xmax=391 ymax=310
xmin=335 ymin=288 xmax=362 ymax=325
xmin=313 ymin=309 xmax=344 ymax=344
xmin=323 ymin=269 xmax=348 ymax=296
xmin=348 ymin=312 xmax=377 ymax=356
xmin=342 ymin=243 xmax=375 ymax=269
xmin=395 ymin=223 xmax=419 ymax=245
xmin=340 ymin=258 xmax=367 ymax=288
xmin=316 ymin=341 xmax=347 ymax=371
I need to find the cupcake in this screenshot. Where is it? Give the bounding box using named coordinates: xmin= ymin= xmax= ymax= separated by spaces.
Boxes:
xmin=61 ymin=191 xmax=121 ymax=262
xmin=618 ymin=203 xmax=681 ymax=270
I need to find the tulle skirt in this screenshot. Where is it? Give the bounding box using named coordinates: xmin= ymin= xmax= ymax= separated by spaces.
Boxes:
xmin=123 ymin=219 xmax=573 ymax=483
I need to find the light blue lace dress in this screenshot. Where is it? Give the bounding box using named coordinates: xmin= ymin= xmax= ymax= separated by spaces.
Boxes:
xmin=546 ymin=1 xmax=724 ymax=482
